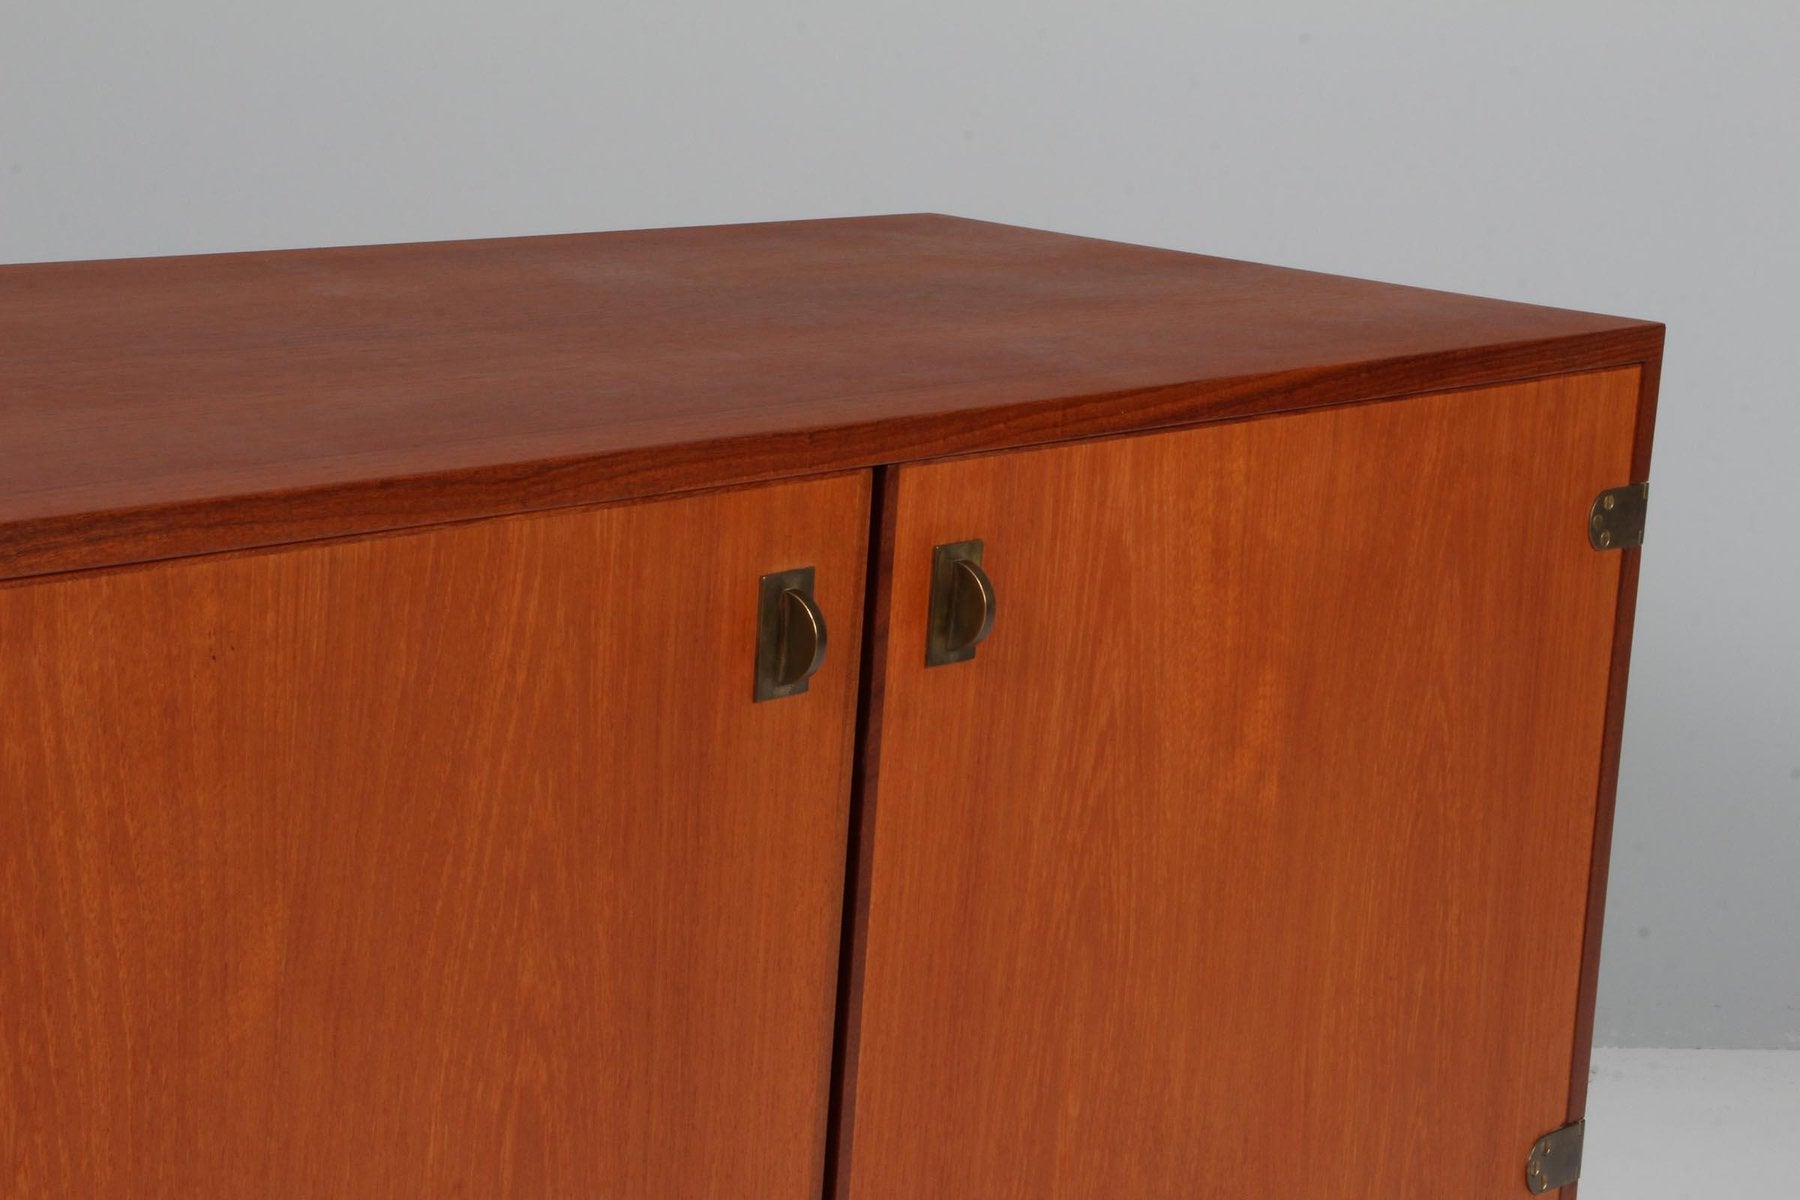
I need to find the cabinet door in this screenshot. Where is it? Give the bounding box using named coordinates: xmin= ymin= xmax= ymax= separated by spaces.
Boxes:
xmin=843 ymin=372 xmax=1639 ymax=1198
xmin=0 ymin=473 xmax=868 ymax=1198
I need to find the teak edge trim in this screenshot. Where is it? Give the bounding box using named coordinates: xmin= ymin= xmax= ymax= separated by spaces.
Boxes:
xmin=0 ymin=325 xmax=1661 ymax=585
xmin=1559 ymin=347 xmax=1662 ymax=1200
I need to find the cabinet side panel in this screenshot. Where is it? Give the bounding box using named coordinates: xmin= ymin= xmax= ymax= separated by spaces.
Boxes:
xmin=847 ymin=371 xmax=1637 ymax=1199
xmin=1561 ymin=354 xmax=1658 ymax=1200
xmin=0 ymin=472 xmax=869 ymax=1199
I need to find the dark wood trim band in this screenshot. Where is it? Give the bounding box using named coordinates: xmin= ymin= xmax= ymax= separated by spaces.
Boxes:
xmin=0 ymin=326 xmax=1660 ymax=584
xmin=1562 ymin=348 xmax=1663 ymax=1199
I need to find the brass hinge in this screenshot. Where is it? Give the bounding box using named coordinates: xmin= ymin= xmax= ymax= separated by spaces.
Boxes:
xmin=1588 ymin=483 xmax=1648 ymax=550
xmin=1525 ymin=1119 xmax=1585 ymax=1193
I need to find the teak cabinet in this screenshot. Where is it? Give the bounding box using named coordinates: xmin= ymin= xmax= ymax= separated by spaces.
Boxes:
xmin=0 ymin=216 xmax=1660 ymax=1199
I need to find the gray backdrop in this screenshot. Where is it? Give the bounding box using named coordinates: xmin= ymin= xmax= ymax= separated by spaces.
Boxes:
xmin=3 ymin=1 xmax=1794 ymax=1049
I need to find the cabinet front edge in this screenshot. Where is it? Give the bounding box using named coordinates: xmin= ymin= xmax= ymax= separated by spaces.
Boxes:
xmin=0 ymin=328 xmax=1662 ymax=585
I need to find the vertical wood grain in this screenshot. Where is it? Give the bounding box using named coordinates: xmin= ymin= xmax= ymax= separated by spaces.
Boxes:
xmin=843 ymin=371 xmax=1639 ymax=1199
xmin=822 ymin=466 xmax=901 ymax=1200
xmin=1561 ymin=354 xmax=1660 ymax=1200
xmin=0 ymin=473 xmax=869 ymax=1198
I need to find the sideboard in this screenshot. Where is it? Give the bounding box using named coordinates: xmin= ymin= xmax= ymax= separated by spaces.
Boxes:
xmin=0 ymin=214 xmax=1660 ymax=1198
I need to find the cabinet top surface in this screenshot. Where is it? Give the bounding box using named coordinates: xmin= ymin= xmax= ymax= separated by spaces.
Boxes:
xmin=0 ymin=213 xmax=1660 ymax=579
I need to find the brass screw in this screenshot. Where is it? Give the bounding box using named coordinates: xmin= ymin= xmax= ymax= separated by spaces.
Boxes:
xmin=1602 ymin=493 xmax=1617 ymax=511
xmin=1598 ymin=530 xmax=1613 ymax=548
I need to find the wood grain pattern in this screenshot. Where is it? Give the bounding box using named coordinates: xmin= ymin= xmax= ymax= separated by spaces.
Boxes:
xmin=0 ymin=214 xmax=1660 ymax=581
xmin=1562 ymin=353 xmax=1662 ymax=1200
xmin=822 ymin=466 xmax=900 ymax=1199
xmin=0 ymin=472 xmax=869 ymax=1198
xmin=841 ymin=370 xmax=1639 ymax=1199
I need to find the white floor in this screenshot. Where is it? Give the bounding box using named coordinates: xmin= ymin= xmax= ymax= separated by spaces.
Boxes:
xmin=1583 ymin=1048 xmax=1799 ymax=1196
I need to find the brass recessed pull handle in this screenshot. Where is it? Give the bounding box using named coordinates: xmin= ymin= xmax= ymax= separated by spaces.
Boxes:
xmin=756 ymin=567 xmax=828 ymax=701
xmin=926 ymin=540 xmax=996 ymax=667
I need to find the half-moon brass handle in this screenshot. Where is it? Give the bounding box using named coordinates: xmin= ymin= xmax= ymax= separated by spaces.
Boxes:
xmin=756 ymin=567 xmax=828 ymax=701
xmin=777 ymin=587 xmax=827 ymax=683
xmin=926 ymin=540 xmax=996 ymax=667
